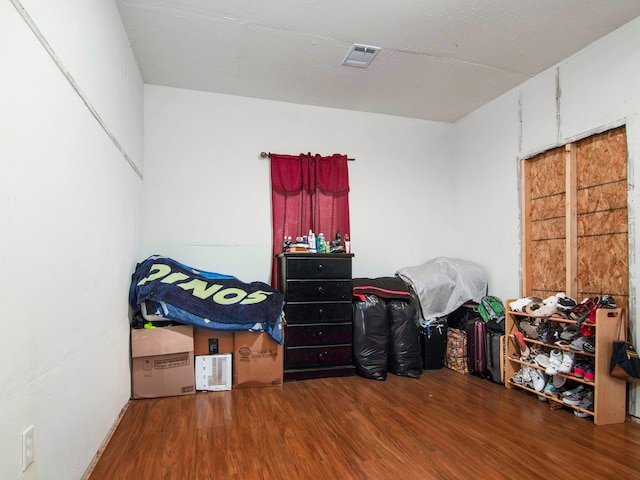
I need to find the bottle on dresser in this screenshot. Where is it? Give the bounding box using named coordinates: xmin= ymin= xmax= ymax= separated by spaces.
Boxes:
xmin=308 ymin=230 xmax=316 ymax=253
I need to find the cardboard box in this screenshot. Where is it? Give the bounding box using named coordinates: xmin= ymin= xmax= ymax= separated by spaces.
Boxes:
xmin=195 ymin=354 xmax=232 ymax=391
xmin=131 ymin=325 xmax=195 ymax=399
xmin=193 ymin=328 xmax=234 ymax=356
xmin=233 ymin=331 xmax=283 ymax=388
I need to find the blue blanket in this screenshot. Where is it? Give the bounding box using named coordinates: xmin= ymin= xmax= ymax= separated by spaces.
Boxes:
xmin=129 ymin=255 xmax=285 ymax=344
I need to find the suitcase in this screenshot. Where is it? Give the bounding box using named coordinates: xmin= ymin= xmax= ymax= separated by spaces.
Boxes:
xmin=466 ymin=318 xmax=487 ymax=377
xmin=500 ymin=334 xmax=506 ymax=383
xmin=485 ymin=329 xmax=503 ymax=383
xmin=420 ymin=319 xmax=447 ymax=370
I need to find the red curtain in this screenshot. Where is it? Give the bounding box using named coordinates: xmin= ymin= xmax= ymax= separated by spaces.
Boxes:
xmin=270 ymin=153 xmax=351 ymax=286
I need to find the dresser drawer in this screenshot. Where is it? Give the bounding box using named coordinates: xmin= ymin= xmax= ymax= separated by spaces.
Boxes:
xmin=286 ymin=323 xmax=352 ymax=347
xmin=285 ymin=344 xmax=353 ymax=369
xmin=285 ymin=280 xmax=351 ymax=301
xmin=285 ymin=257 xmax=351 ymax=279
xmin=284 ymin=302 xmax=352 ymax=324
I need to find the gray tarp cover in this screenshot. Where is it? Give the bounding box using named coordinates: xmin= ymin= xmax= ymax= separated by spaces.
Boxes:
xmin=396 ymin=257 xmax=487 ymax=322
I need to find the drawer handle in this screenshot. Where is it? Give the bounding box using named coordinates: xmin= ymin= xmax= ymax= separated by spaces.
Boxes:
xmin=317 ymin=264 xmax=323 ymax=271
xmin=317 ymin=330 xmax=324 ymax=337
xmin=317 ymin=286 xmax=324 ymax=295
xmin=318 ymin=308 xmax=324 ymax=317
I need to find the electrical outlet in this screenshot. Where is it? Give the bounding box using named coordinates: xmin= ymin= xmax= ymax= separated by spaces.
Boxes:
xmin=22 ymin=425 xmax=34 ymax=472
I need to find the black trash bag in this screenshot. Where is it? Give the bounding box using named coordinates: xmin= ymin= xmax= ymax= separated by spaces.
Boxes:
xmin=352 ymin=295 xmax=389 ymax=381
xmin=388 ymin=298 xmax=422 ymax=378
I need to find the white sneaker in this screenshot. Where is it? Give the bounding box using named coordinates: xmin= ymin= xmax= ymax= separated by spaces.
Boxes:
xmin=529 ymin=368 xmax=546 ymax=392
xmin=558 ymin=352 xmax=575 ymax=374
xmin=510 ymin=366 xmax=530 ymax=385
xmin=534 ymin=352 xmax=550 ymax=368
xmin=545 ymin=349 xmax=562 ymax=376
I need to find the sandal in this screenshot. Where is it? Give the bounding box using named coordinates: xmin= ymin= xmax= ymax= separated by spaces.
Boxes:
xmin=519 ymin=320 xmax=541 ymax=339
xmin=568 ymin=336 xmax=586 ymax=351
xmin=513 ymin=331 xmax=530 ymax=359
xmin=560 ymin=325 xmax=578 ymax=340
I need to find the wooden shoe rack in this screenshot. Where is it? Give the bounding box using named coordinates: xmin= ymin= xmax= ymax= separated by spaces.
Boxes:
xmin=504 ymin=300 xmax=627 ymax=425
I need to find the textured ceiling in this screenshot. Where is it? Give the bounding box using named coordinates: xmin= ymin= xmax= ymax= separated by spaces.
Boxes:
xmin=117 ymin=0 xmax=640 ymax=122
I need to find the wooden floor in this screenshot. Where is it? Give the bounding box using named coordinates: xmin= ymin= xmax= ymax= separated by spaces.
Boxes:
xmin=87 ymin=369 xmax=640 ymax=480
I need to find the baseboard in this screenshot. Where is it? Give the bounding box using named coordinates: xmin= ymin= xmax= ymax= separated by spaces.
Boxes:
xmin=81 ymin=400 xmax=131 ymax=480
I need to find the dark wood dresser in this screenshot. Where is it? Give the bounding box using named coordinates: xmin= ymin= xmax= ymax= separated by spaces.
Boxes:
xmin=276 ymin=253 xmax=355 ymax=381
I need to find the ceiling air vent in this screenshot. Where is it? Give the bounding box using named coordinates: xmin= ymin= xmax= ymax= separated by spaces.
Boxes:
xmin=342 ymin=44 xmax=381 ymax=68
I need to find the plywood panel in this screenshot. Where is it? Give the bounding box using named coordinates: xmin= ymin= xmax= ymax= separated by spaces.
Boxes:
xmin=531 ymin=217 xmax=564 ymax=241
xmin=529 ymin=147 xmax=565 ymax=198
xmin=531 ymin=239 xmax=565 ymax=293
xmin=577 ymin=181 xmax=627 ymax=214
xmin=531 ymin=194 xmax=565 ymax=221
xmin=577 ymin=210 xmax=628 ymax=237
xmin=577 ymin=233 xmax=628 ymax=296
xmin=576 ymin=126 xmax=627 ymax=188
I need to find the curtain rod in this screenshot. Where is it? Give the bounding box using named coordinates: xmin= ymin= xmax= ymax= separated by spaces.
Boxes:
xmin=260 ymin=152 xmax=355 ymax=161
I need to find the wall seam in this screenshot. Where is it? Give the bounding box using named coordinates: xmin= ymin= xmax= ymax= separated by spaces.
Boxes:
xmin=9 ymin=0 xmax=143 ymax=180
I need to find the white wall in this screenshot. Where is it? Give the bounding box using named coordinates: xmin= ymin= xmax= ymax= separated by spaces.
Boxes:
xmin=0 ymin=1 xmax=143 ymax=478
xmin=144 ymin=86 xmax=456 ymax=282
xmin=453 ymin=16 xmax=640 ymax=417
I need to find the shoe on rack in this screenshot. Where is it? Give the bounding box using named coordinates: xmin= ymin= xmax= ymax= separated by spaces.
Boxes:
xmin=598 ymin=295 xmax=616 ymax=309
xmin=543 ymin=376 xmax=561 ymax=396
xmin=583 ymin=365 xmax=595 ymax=382
xmin=556 ymin=294 xmax=577 ymax=312
xmin=558 ymin=352 xmax=575 ymax=374
xmin=519 ymin=320 xmax=541 ymax=339
xmin=560 ymin=325 xmax=579 ymax=341
xmin=569 ymin=336 xmax=586 ymax=351
xmin=510 ymin=365 xmax=531 ymax=385
xmin=513 ymin=331 xmax=530 ymax=359
xmin=534 ymin=352 xmax=551 ymax=368
xmin=529 ymin=368 xmax=546 ymax=392
xmin=583 ymin=337 xmax=595 ymax=354
xmin=543 ymin=322 xmax=563 ymax=343
xmin=545 ymin=349 xmax=563 ymax=376
xmin=577 ymin=389 xmax=594 ymax=413
xmin=562 ymin=391 xmax=584 ymax=406
xmin=570 ymin=297 xmax=596 ymax=321
xmin=509 ymin=297 xmax=540 ymax=312
xmin=573 ymin=363 xmax=587 ymax=378
xmin=581 ymin=325 xmax=595 ymax=337
xmin=561 ymin=384 xmax=584 ymax=399
xmin=565 ymin=388 xmax=594 ymax=410
xmin=552 ymin=374 xmax=566 ymax=390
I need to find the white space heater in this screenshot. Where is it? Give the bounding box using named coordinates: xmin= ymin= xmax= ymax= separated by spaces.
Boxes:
xmin=195 ymin=354 xmax=232 ymax=391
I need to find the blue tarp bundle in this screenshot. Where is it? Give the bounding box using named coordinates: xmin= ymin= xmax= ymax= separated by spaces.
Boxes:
xmin=129 ymin=255 xmax=285 ymax=344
